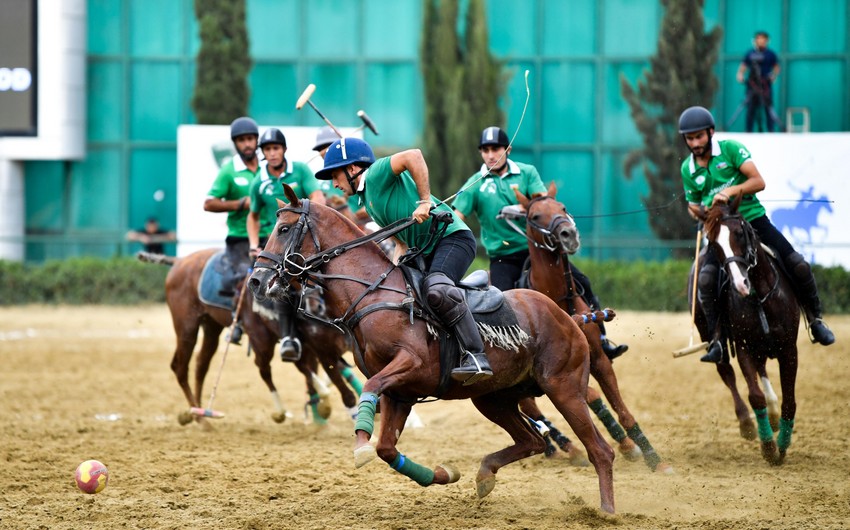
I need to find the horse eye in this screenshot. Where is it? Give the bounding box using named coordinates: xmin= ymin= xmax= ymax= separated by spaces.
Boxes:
xmin=279 ymin=225 xmax=290 ymax=234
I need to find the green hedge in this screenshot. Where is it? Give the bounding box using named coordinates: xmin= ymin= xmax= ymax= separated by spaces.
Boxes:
xmin=1 ymin=256 xmax=847 ymax=313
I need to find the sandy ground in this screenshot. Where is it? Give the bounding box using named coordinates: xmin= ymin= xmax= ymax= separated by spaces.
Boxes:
xmin=0 ymin=305 xmax=848 ymax=530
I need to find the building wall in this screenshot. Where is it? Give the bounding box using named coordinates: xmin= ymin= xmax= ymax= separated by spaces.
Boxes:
xmin=21 ymin=0 xmax=850 ymax=261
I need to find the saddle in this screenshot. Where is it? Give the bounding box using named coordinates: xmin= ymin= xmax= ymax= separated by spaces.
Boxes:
xmin=199 ymin=251 xmax=236 ymax=310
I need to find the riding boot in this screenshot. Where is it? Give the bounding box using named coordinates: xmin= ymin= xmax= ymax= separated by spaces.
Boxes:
xmin=698 ymin=264 xmax=725 ymax=363
xmin=277 ymin=298 xmax=302 ymax=362
xmin=227 ymin=314 xmax=243 ymax=345
xmin=591 ymin=296 xmax=628 ymax=361
xmin=785 ymin=252 xmax=835 ymax=346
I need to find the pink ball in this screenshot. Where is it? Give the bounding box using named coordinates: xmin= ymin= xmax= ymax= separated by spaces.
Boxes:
xmin=74 ymin=460 xmax=109 ymax=494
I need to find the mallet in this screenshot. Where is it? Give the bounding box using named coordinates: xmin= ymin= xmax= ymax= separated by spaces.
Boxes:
xmin=673 ymin=227 xmax=710 ymax=358
xmin=295 ymin=84 xmax=344 ymax=138
xmin=355 ymin=110 xmax=379 ymax=136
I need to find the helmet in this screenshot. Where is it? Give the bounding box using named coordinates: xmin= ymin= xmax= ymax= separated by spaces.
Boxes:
xmin=678 ymin=106 xmax=715 ymax=134
xmin=315 ymin=138 xmax=375 ymax=181
xmin=259 ymin=127 xmax=287 ymax=148
xmin=478 ymin=126 xmax=509 ymax=148
xmin=313 ymin=126 xmax=339 ymax=151
xmin=230 ymin=116 xmax=259 ymax=139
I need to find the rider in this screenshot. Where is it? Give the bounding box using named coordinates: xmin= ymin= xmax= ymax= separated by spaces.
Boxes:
xmin=453 ymin=126 xmax=628 ymax=361
xmin=678 ymin=106 xmax=835 ymax=363
xmin=315 ymin=137 xmax=493 ymax=384
xmin=313 ymin=126 xmax=369 ymax=221
xmin=247 ymin=127 xmax=325 ymax=361
xmin=204 ymin=116 xmax=262 ymax=344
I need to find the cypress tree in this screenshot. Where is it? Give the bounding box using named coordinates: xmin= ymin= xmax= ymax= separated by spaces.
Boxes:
xmin=620 ymin=0 xmax=722 ymax=244
xmin=192 ymin=0 xmax=252 ymax=124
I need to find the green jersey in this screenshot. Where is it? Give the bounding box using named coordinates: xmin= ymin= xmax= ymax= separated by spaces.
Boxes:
xmin=681 ymin=138 xmax=766 ymax=222
xmin=207 ymin=155 xmax=260 ymax=238
xmin=358 ymin=156 xmax=468 ymax=252
xmin=250 ymin=159 xmax=320 ymax=237
xmin=453 ymin=160 xmax=546 ymax=257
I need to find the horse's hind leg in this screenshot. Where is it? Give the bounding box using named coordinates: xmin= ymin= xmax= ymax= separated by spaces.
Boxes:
xmin=737 ymin=354 xmax=779 ymax=464
xmin=757 ymin=364 xmax=781 ymax=431
xmin=170 ymin=323 xmax=201 ymax=425
xmin=519 ymin=397 xmax=589 ymax=466
xmin=294 ymin=349 xmax=330 ymax=424
xmin=774 ymin=345 xmax=798 ymax=464
xmin=472 ymin=393 xmax=548 ymax=499
xmin=716 ymin=363 xmax=756 ymax=440
xmin=194 ymin=320 xmax=223 ymax=409
xmin=250 ymin=332 xmax=290 ymax=424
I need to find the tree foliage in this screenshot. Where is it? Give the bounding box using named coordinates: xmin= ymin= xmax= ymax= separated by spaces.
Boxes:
xmin=192 ymin=0 xmax=252 ymax=124
xmin=420 ymin=0 xmax=505 ymax=199
xmin=620 ymin=0 xmax=722 ymax=242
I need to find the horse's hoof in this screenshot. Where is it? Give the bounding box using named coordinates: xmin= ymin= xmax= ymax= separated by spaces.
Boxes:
xmin=317 ymin=397 xmax=332 ymax=420
xmin=177 ymin=411 xmax=194 ymax=426
xmin=739 ymin=419 xmax=757 ymax=441
xmin=475 ymin=473 xmax=496 ymax=499
xmin=436 ymin=464 xmax=461 ymax=484
xmin=619 ymin=439 xmax=642 ymax=461
xmin=271 ymin=411 xmax=287 ymax=424
xmin=761 ymin=440 xmax=779 ymax=464
xmin=353 ymin=444 xmax=376 ymax=469
xmin=566 ymin=447 xmax=590 ymax=467
xmin=655 ymin=462 xmax=675 ymax=475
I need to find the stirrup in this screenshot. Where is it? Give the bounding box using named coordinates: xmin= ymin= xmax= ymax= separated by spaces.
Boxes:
xmin=601 ymin=338 xmax=628 ymax=361
xmin=700 ymin=341 xmax=724 ymax=364
xmin=280 ymin=337 xmax=302 ymax=362
xmin=451 ymin=352 xmax=493 ymax=386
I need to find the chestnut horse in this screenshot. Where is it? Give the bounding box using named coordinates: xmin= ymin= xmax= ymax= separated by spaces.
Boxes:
xmin=141 ymin=249 xmax=361 ymax=426
xmin=249 ymin=186 xmax=616 ymax=514
xmin=515 ymin=184 xmax=672 ymax=474
xmin=692 ymin=198 xmax=799 ymax=465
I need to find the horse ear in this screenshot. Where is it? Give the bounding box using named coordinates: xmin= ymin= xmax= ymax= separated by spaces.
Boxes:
xmin=514 ymin=187 xmax=530 ymax=208
xmin=282 ymin=183 xmax=300 ymax=207
xmin=731 ymin=193 xmax=743 ymax=213
xmin=547 ymin=181 xmax=557 ymax=197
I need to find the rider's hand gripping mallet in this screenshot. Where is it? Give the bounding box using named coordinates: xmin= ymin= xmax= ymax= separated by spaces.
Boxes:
xmin=673 ymin=227 xmax=710 ymax=357
xmin=295 ymin=84 xmax=344 ymax=138
xmin=189 ymin=271 xmax=252 ymax=418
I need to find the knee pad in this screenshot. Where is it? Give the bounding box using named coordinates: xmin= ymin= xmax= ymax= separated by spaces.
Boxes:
xmin=784 ymin=252 xmax=810 ymax=280
xmin=698 ymin=264 xmax=718 ymax=302
xmin=423 ymin=272 xmax=466 ymax=323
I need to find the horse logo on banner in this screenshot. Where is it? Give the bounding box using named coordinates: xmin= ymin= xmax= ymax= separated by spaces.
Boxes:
xmin=769 ymin=185 xmax=832 ymax=258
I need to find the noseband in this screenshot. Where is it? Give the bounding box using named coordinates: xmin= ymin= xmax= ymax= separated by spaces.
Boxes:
xmin=525 ymin=196 xmax=576 ymax=252
xmin=254 ymin=199 xmax=323 ymax=280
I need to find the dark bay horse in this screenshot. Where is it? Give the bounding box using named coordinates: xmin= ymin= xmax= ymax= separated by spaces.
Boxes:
xmin=140 ymin=249 xmax=361 ymax=426
xmin=693 ymin=198 xmax=799 ymax=465
xmin=249 ymin=186 xmax=616 ymax=514
xmin=515 ymin=184 xmax=672 ymax=474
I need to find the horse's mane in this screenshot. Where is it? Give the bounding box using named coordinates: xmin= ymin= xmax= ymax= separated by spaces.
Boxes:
xmin=311 ymin=200 xmax=393 ymax=265
xmin=703 ymin=195 xmax=744 ymax=242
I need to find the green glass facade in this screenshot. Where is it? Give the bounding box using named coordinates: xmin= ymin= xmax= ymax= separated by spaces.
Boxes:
xmin=22 ymin=0 xmax=850 ymax=261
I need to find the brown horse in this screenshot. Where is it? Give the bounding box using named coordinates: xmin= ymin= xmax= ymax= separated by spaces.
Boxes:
xmin=515 ymin=184 xmax=673 ymax=474
xmin=141 ymin=248 xmax=361 ymax=426
xmin=692 ymin=198 xmax=799 ymax=465
xmin=249 ymin=186 xmax=616 ymax=514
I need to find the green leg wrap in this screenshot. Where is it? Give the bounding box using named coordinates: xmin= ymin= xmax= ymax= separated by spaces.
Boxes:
xmin=589 ymin=398 xmax=627 ymax=443
xmin=777 ymin=417 xmax=794 ymax=452
xmin=754 ymin=407 xmax=774 ymax=443
xmin=308 ymin=393 xmax=327 ymax=425
xmin=390 ymin=453 xmax=435 ymax=486
xmin=354 ymin=392 xmax=378 ymax=436
xmin=340 ymin=366 xmax=364 ymax=396
xmin=626 ymin=423 xmax=661 ymax=471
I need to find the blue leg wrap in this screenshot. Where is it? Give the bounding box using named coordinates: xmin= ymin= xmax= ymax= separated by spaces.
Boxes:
xmin=589 ymin=398 xmax=627 ymax=442
xmin=754 ymin=407 xmax=774 ymax=443
xmin=777 ymin=417 xmax=794 ymax=452
xmin=390 ymin=453 xmax=435 ymax=486
xmin=340 ymin=366 xmax=364 ymax=395
xmin=354 ymin=392 xmax=378 ymax=436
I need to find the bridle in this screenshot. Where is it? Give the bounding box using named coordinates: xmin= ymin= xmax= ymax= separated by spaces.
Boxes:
xmin=502 ymin=196 xmax=577 ymax=252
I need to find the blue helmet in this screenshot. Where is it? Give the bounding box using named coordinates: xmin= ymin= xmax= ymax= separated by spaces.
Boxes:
xmin=315 ymin=137 xmax=375 ymax=180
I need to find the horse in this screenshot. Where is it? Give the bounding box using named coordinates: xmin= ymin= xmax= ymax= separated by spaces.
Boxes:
xmin=139 ymin=248 xmax=362 ymax=426
xmin=514 ymin=183 xmax=673 ymax=474
xmin=692 ymin=197 xmax=800 ymax=465
xmin=248 ymin=185 xmax=616 ymax=514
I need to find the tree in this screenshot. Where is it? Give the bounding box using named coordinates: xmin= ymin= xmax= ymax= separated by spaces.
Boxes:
xmin=620 ymin=0 xmax=722 ymax=243
xmin=192 ymin=0 xmax=252 ymax=124
xmin=420 ymin=0 xmax=504 ymax=199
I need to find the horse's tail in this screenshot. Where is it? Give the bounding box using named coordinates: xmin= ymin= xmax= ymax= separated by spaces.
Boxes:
xmin=136 ymin=250 xmax=177 ymax=266
xmin=571 ymin=308 xmax=616 ymax=330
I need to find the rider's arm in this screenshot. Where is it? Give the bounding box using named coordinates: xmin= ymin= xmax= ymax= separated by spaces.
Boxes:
xmin=712 ymin=161 xmax=766 ymax=208
xmin=390 ymin=149 xmax=432 ymax=223
xmin=736 ymin=62 xmax=748 ymax=83
xmin=308 ymin=190 xmax=326 ymax=206
xmin=204 ymin=196 xmax=247 ymax=213
xmin=390 ymin=237 xmax=408 ymax=265
xmin=247 ymin=211 xmax=261 ymax=250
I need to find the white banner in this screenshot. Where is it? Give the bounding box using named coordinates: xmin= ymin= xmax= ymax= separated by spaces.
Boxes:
xmin=176 ymin=125 xmax=361 ymax=257
xmin=715 ymin=132 xmax=848 ymax=268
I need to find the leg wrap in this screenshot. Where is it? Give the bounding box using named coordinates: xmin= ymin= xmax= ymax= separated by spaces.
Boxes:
xmin=389 ymin=453 xmax=435 ymax=486
xmin=589 ymin=398 xmax=627 ymax=443
xmin=754 ymin=407 xmax=774 ymax=443
xmin=541 ymin=418 xmax=572 ymax=451
xmin=340 ymin=366 xmax=364 ymax=395
xmin=777 ymin=417 xmax=794 ymax=452
xmin=354 ymin=392 xmax=378 ymax=436
xmin=626 ymin=423 xmax=661 ymax=471
xmin=307 ymin=393 xmax=327 ymax=425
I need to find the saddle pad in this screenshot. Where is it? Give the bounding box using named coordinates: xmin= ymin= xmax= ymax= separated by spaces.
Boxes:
xmin=198 ymin=251 xmax=234 ymax=311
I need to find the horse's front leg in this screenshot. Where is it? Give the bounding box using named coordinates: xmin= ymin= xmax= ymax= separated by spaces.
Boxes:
xmin=715 ymin=362 xmax=756 ymax=440
xmin=774 ymin=344 xmax=799 ymax=465
xmin=737 ymin=353 xmax=778 ymax=464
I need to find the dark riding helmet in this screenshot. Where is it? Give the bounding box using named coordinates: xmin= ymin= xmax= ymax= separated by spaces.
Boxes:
xmin=259 ymin=127 xmax=287 ymax=148
xmin=230 ymin=116 xmax=259 ymax=139
xmin=678 ymin=106 xmax=715 ymax=134
xmin=313 ymin=126 xmax=339 ymax=152
xmin=315 ymin=138 xmax=375 ymax=181
xmin=478 ymin=126 xmax=509 ymax=148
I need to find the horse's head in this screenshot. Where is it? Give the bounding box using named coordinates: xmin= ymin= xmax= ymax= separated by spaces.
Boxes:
xmin=515 ymin=182 xmax=580 ymax=255
xmin=699 ymin=195 xmax=759 ymax=297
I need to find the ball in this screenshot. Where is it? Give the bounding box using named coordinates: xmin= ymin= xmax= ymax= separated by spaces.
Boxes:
xmin=74 ymin=460 xmax=109 ymax=494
